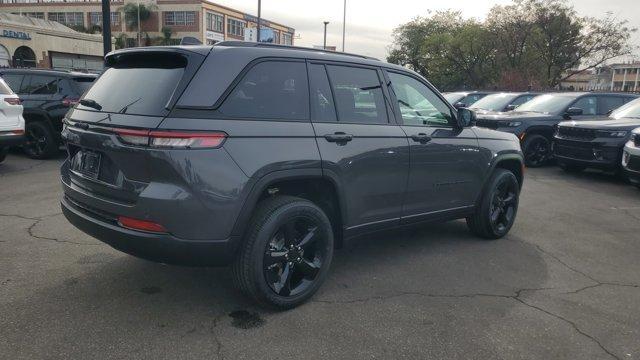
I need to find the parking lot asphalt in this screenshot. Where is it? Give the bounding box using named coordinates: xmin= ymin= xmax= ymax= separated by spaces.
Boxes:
xmin=0 ymin=152 xmax=639 ymax=360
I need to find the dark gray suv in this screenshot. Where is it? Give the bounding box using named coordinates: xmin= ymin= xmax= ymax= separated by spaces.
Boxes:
xmin=60 ymin=43 xmax=524 ymax=309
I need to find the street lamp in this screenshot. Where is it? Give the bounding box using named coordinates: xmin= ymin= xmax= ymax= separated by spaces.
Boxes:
xmin=342 ymin=0 xmax=346 ymax=51
xmin=257 ymin=0 xmax=262 ymax=42
xmin=323 ymin=21 xmax=329 ymax=50
xmin=101 ymin=0 xmax=111 ymax=55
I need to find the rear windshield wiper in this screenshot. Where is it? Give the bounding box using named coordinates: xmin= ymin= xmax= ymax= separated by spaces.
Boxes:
xmin=79 ymin=98 xmax=102 ymax=111
xmin=118 ymin=97 xmax=142 ymax=114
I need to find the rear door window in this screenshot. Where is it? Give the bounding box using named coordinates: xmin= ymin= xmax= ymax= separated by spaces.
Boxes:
xmin=326 ymin=65 xmax=388 ymax=124
xmin=78 ymin=53 xmax=187 ymax=116
xmin=1 ymin=74 xmax=24 ymax=93
xmin=308 ymin=63 xmax=337 ymax=122
xmin=220 ymin=60 xmax=309 ymax=120
xmin=24 ymin=75 xmax=59 ymax=95
xmin=598 ymin=96 xmax=625 ymax=114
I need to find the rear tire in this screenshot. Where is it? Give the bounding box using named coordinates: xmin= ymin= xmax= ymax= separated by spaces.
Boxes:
xmin=558 ymin=162 xmax=586 ymax=173
xmin=23 ymin=121 xmax=58 ymax=159
xmin=467 ymin=169 xmax=520 ymax=240
xmin=523 ymin=134 xmax=551 ymax=168
xmin=232 ymin=195 xmax=334 ymax=310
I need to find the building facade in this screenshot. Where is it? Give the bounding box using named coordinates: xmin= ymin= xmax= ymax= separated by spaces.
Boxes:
xmin=0 ymin=12 xmax=103 ymax=71
xmin=0 ymin=0 xmax=295 ymax=48
xmin=561 ymin=62 xmax=640 ymax=93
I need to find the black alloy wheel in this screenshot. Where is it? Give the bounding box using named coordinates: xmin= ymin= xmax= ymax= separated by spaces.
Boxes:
xmin=23 ymin=121 xmax=57 ymax=159
xmin=467 ymin=168 xmax=520 ymax=239
xmin=523 ymin=134 xmax=550 ymax=168
xmin=232 ymin=196 xmax=334 ymax=309
xmin=488 ymin=176 xmax=518 ymax=234
xmin=264 ymin=217 xmax=325 ymax=297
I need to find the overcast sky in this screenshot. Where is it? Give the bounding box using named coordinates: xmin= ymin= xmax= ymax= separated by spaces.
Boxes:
xmin=212 ymin=0 xmax=639 ymax=61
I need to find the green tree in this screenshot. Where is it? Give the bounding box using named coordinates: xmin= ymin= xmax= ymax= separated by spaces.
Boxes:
xmin=120 ymin=2 xmax=157 ymax=46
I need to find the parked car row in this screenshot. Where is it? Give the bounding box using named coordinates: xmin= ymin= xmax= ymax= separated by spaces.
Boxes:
xmin=0 ymin=69 xmax=97 ymax=162
xmin=450 ymin=89 xmax=640 ymax=188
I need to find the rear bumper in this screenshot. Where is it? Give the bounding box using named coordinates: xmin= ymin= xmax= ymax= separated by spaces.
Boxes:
xmin=61 ymin=196 xmax=238 ymax=266
xmin=0 ymin=132 xmax=25 ymax=148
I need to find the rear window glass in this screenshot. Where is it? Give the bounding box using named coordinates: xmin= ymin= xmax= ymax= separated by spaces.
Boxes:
xmin=78 ymin=53 xmax=186 ymax=116
xmin=1 ymin=74 xmax=22 ymax=93
xmin=71 ymin=77 xmax=95 ymax=95
xmin=0 ymin=78 xmax=14 ymax=95
xmin=326 ymin=65 xmax=388 ymax=124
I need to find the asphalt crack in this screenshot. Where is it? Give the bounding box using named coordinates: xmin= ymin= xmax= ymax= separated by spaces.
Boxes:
xmin=209 ymin=313 xmax=227 ymax=360
xmin=1 ymin=212 xmax=99 ymax=246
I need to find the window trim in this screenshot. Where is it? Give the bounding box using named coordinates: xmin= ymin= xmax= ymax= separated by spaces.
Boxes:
xmin=384 ymin=69 xmax=458 ymax=128
xmin=306 ymin=62 xmax=338 ymax=123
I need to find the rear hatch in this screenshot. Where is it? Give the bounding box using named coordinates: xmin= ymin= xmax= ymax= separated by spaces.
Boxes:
xmin=62 ymin=48 xmax=208 ymax=205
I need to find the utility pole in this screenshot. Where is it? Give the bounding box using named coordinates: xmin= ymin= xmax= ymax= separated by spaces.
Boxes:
xmin=341 ymin=0 xmax=346 ymax=51
xmin=137 ymin=0 xmax=141 ymax=47
xmin=101 ymin=0 xmax=112 ymax=56
xmin=323 ymin=21 xmax=329 ymax=50
xmin=257 ymin=0 xmax=262 ymax=42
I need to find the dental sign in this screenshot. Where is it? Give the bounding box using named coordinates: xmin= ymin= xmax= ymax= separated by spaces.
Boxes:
xmin=1 ymin=29 xmax=31 ymax=40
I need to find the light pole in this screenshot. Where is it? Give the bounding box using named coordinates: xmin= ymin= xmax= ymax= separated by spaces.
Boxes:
xmin=323 ymin=21 xmax=329 ymax=50
xmin=342 ymin=0 xmax=346 ymax=51
xmin=257 ymin=0 xmax=262 ymax=42
xmin=137 ymin=0 xmax=141 ymax=47
xmin=101 ymin=0 xmax=111 ymax=55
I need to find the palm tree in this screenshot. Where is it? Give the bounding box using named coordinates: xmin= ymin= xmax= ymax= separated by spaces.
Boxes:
xmin=121 ymin=2 xmax=157 ymax=46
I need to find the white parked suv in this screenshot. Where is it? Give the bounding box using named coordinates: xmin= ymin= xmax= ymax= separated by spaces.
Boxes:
xmin=622 ymin=127 xmax=640 ymax=188
xmin=0 ymin=77 xmax=24 ymax=164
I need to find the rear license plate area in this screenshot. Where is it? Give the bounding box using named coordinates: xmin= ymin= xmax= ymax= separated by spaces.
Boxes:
xmin=72 ymin=150 xmax=101 ymax=179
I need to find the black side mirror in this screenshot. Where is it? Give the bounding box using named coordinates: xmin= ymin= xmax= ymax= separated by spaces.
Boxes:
xmin=563 ymin=107 xmax=583 ymax=119
xmin=454 ymin=102 xmax=466 ymax=109
xmin=505 ymin=104 xmax=518 ymax=111
xmin=457 ymin=107 xmax=476 ymax=128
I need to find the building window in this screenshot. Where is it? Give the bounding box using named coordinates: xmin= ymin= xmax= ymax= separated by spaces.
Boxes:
xmin=48 ymin=12 xmax=84 ymax=27
xmin=227 ymin=18 xmax=245 ymax=37
xmin=11 ymin=12 xmax=44 ymax=19
xmin=273 ymin=31 xmax=280 ymax=44
xmin=89 ymin=12 xmax=121 ymax=27
xmin=163 ymin=11 xmax=196 ymax=26
xmin=206 ymin=11 xmax=223 ymax=32
xmin=283 ymin=32 xmax=292 ymax=45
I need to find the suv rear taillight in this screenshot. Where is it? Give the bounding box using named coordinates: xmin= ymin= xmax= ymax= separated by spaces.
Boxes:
xmin=4 ymin=97 xmax=21 ymax=105
xmin=112 ymin=128 xmax=227 ymax=149
xmin=62 ymin=98 xmax=80 ymax=107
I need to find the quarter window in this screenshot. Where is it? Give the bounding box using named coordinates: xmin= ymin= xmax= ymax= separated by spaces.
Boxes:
xmin=1 ymin=74 xmax=24 ymax=93
xmin=326 ymin=65 xmax=388 ymax=124
xmin=220 ymin=61 xmax=309 ymax=120
xmin=388 ymin=72 xmax=453 ymax=127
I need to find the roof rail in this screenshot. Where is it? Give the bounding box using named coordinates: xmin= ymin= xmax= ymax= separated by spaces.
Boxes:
xmin=214 ymin=41 xmax=379 ymax=61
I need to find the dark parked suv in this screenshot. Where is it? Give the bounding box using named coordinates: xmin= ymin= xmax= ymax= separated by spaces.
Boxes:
xmin=554 ymin=98 xmax=640 ymax=174
xmin=475 ymin=92 xmax=638 ymax=167
xmin=60 ymin=43 xmax=524 ymax=309
xmin=0 ymin=69 xmax=97 ymax=159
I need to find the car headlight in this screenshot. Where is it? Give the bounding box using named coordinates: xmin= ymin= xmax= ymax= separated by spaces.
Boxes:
xmin=596 ymin=130 xmax=628 ymax=138
xmin=503 ymin=121 xmax=522 ymax=127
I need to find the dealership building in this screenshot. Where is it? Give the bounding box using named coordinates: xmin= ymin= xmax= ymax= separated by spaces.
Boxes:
xmin=0 ymin=0 xmax=295 ymax=48
xmin=0 ymin=12 xmax=103 ymax=71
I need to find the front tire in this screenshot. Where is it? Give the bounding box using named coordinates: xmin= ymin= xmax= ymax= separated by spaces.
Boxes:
xmin=232 ymin=196 xmax=334 ymax=309
xmin=23 ymin=121 xmax=58 ymax=159
xmin=523 ymin=134 xmax=551 ymax=168
xmin=467 ymin=169 xmax=520 ymax=239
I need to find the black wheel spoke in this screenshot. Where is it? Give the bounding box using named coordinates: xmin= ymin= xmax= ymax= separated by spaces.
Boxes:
xmin=297 ymin=259 xmax=320 ymax=278
xmin=274 ymin=262 xmax=292 ymax=296
xmin=283 ymin=222 xmax=297 ymax=245
xmin=264 ymin=250 xmax=287 ymax=267
xmin=297 ymin=226 xmax=317 ymax=248
xmin=503 ymin=192 xmax=516 ymax=205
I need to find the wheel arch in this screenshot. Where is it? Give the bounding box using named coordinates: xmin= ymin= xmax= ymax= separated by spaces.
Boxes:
xmin=475 ymin=153 xmax=524 ymax=207
xmin=522 ymin=125 xmax=555 ymax=142
xmin=231 ymin=169 xmax=347 ymax=249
